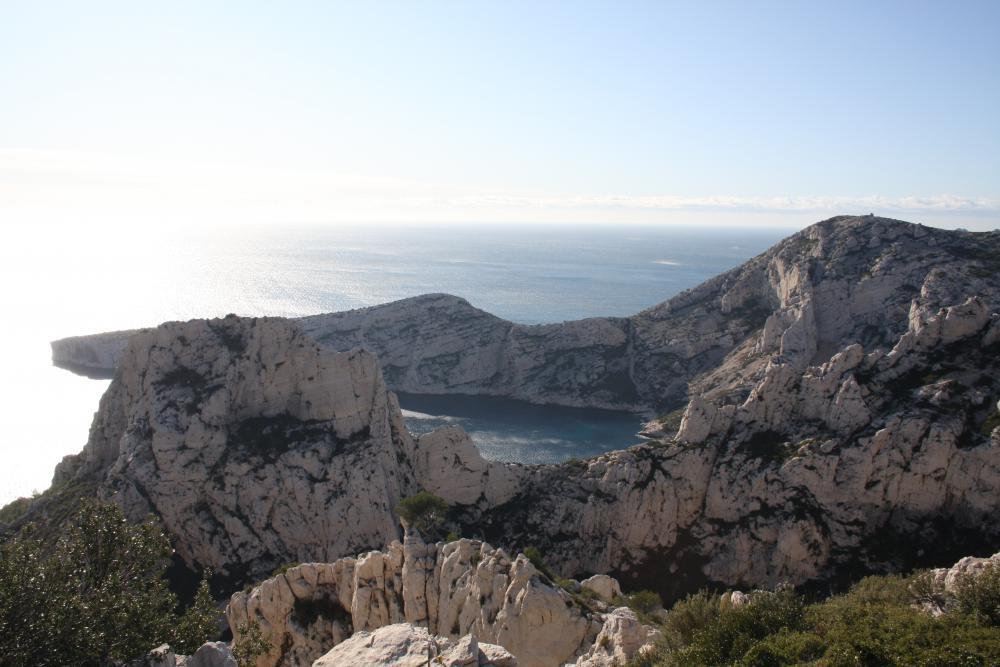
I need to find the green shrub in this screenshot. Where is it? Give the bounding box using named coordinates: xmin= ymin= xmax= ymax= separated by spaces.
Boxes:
xmin=270 ymin=562 xmax=300 ymax=578
xmin=661 ymin=589 xmax=722 ymax=650
xmin=638 ymin=574 xmax=1000 ymax=666
xmin=0 ymin=500 xmax=220 ymax=666
xmin=981 ymin=409 xmax=1000 ymax=438
xmin=232 ymin=619 xmax=269 ymax=667
xmin=396 ymin=491 xmax=449 ymax=536
xmin=809 ymin=595 xmax=1000 ymax=666
xmin=657 ymin=408 xmax=686 ymax=434
xmin=738 ymin=630 xmax=825 ymax=666
xmin=954 ymin=563 xmax=1000 ymax=626
xmin=523 ymin=546 xmax=555 ymax=579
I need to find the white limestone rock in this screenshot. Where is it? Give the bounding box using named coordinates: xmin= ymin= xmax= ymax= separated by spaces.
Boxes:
xmin=567 ymin=608 xmax=658 ymax=667
xmin=310 ymin=624 xmax=518 ymax=667
xmin=579 ymin=575 xmax=622 ymax=603
xmin=227 ymin=533 xmax=651 ymax=667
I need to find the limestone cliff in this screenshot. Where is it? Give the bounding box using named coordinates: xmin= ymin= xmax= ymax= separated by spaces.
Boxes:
xmin=51 ymin=216 xmax=1000 ymax=414
xmin=52 ymin=315 xmax=424 ymax=580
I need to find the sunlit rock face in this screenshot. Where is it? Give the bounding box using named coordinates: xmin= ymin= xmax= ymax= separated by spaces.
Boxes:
xmin=57 ymin=316 xmax=421 ymax=580
xmin=225 ymin=532 xmax=656 ymax=667
xmin=461 ymin=296 xmax=1000 ymax=598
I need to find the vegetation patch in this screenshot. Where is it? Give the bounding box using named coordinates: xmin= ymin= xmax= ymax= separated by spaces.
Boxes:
xmin=657 ymin=407 xmax=686 ymax=434
xmin=0 ymin=500 xmax=222 ymax=666
xmin=628 ymin=572 xmax=1000 ymax=667
xmin=396 ymin=491 xmax=449 ymax=537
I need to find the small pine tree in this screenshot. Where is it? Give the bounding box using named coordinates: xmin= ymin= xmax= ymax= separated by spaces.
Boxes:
xmin=396 ymin=491 xmax=449 ymax=536
xmin=172 ymin=572 xmax=221 ymax=654
xmin=232 ymin=619 xmax=270 ymax=667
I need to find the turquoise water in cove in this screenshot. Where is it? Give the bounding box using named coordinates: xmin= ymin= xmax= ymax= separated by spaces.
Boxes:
xmin=1 ymin=223 xmax=787 ymax=503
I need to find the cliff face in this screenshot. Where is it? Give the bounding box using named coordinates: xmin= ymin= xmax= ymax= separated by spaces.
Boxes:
xmin=439 ymin=297 xmax=1000 ymax=598
xmin=55 ymin=316 xmax=425 ymax=579
xmin=51 ymin=216 xmax=1000 ymax=414
xmin=42 ymin=216 xmax=1000 ymax=602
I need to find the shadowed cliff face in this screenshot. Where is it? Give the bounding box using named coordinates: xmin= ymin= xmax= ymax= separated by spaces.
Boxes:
xmin=34 ymin=216 xmax=1000 ymax=603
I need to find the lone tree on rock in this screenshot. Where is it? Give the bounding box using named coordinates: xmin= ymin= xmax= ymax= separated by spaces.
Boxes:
xmin=396 ymin=491 xmax=449 ymax=537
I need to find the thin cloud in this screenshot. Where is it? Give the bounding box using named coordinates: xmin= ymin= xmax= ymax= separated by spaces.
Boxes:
xmin=439 ymin=194 xmax=1000 ymax=213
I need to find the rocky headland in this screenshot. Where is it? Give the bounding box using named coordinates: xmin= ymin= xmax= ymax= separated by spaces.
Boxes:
xmin=52 ymin=215 xmax=1000 ymax=416
xmin=13 ymin=215 xmax=1000 ymax=663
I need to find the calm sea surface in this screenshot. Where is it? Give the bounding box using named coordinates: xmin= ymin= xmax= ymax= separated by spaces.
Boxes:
xmin=0 ymin=223 xmax=786 ymax=503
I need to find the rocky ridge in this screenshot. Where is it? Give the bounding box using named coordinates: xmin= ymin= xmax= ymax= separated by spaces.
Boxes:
xmin=52 ymin=216 xmax=1000 ymax=415
xmin=33 ymin=215 xmax=1000 ymax=602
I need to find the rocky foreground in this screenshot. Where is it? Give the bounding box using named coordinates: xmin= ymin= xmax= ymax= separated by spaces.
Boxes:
xmin=147 ymin=546 xmax=1000 ymax=667
xmin=19 ymin=215 xmax=1000 ymax=662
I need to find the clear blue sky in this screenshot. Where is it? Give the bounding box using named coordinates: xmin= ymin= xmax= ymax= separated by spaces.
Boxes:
xmin=1 ymin=1 xmax=998 ymax=228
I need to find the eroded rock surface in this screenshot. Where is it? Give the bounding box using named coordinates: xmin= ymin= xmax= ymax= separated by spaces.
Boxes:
xmin=310 ymin=623 xmax=518 ymax=667
xmin=52 ymin=316 xmax=425 ymax=580
xmin=225 ymin=533 xmax=652 ymax=667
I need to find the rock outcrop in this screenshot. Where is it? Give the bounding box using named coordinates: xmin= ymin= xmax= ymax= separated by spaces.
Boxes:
xmin=51 ymin=315 xmax=425 ymax=579
xmin=225 ymin=532 xmax=654 ymax=667
xmin=311 ymin=624 xmax=517 ymax=667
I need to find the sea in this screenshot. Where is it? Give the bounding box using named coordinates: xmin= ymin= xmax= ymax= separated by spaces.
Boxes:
xmin=0 ymin=223 xmax=788 ymax=505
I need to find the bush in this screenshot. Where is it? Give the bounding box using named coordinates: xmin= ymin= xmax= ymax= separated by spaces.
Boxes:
xmin=522 ymin=546 xmax=555 ymax=579
xmin=612 ymin=589 xmax=663 ymax=624
xmin=636 ymin=574 xmax=1000 ymax=666
xmin=0 ymin=500 xmax=220 ymax=666
xmin=954 ymin=563 xmax=1000 ymax=626
xmin=661 ymin=589 xmax=722 ymax=650
xmin=232 ymin=619 xmax=269 ymax=667
xmin=664 ymin=586 xmax=805 ymax=665
xmin=396 ymin=491 xmax=449 ymax=536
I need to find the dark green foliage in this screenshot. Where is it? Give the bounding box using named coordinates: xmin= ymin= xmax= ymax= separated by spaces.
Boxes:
xmin=663 ymin=586 xmax=805 ymax=665
xmin=742 ymin=430 xmax=797 ymax=464
xmin=270 ymin=562 xmax=300 ymax=578
xmin=657 ymin=408 xmax=686 ymax=434
xmin=232 ymin=619 xmax=269 ymax=667
xmin=171 ymin=574 xmax=220 ymax=655
xmin=660 ymin=589 xmax=722 ymax=650
xmin=954 ymin=563 xmax=1000 ymax=627
xmin=981 ymin=408 xmax=1000 ymax=438
xmin=522 ymin=546 xmax=555 ymax=579
xmin=612 ymin=589 xmax=664 ymax=623
xmin=0 ymin=500 xmax=220 ymax=666
xmin=634 ymin=573 xmax=1000 ymax=667
xmin=396 ymin=491 xmax=449 ymax=536
xmin=0 ymin=495 xmax=33 ymax=525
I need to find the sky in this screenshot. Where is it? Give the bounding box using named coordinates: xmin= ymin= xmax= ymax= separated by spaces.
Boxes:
xmin=1 ymin=1 xmax=999 ymax=229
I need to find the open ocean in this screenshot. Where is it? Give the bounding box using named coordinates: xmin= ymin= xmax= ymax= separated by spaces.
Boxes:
xmin=0 ymin=223 xmax=787 ymax=504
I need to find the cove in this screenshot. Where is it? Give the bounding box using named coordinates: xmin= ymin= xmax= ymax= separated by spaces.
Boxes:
xmin=397 ymin=392 xmax=645 ymax=465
